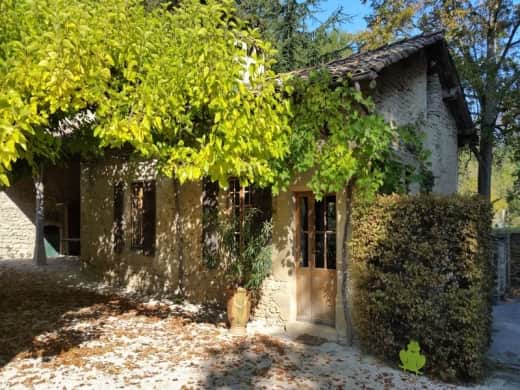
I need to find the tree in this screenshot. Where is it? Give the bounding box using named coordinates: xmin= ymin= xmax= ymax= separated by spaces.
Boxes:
xmin=459 ymin=147 xmax=520 ymax=226
xmin=0 ymin=0 xmax=114 ymax=264
xmin=92 ymin=0 xmax=290 ymax=188
xmin=0 ymin=0 xmax=290 ymax=264
xmin=236 ymin=0 xmax=353 ymax=72
xmin=359 ymin=0 xmax=520 ymax=201
xmin=283 ymin=70 xmax=415 ymax=344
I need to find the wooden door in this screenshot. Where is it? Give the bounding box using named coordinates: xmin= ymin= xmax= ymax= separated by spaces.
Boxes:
xmin=295 ymin=193 xmax=337 ymax=326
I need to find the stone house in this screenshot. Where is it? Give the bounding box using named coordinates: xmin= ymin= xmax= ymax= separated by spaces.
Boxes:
xmin=0 ymin=32 xmax=475 ymax=339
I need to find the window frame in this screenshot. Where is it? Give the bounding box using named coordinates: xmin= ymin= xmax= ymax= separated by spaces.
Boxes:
xmin=227 ymin=178 xmax=253 ymax=251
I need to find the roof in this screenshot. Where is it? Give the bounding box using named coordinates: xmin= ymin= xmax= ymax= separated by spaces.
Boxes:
xmin=293 ymin=31 xmax=445 ymax=81
xmin=292 ymin=31 xmax=476 ymax=144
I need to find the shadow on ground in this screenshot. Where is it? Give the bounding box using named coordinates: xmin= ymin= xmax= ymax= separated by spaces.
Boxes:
xmin=0 ymin=258 xmax=220 ymax=368
xmin=198 ymin=334 xmax=350 ymax=389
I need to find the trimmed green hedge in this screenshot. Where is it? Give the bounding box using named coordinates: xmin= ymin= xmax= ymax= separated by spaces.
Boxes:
xmin=351 ymin=195 xmax=493 ymax=382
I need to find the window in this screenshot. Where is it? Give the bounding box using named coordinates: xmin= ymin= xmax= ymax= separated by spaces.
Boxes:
xmin=131 ymin=181 xmax=156 ymax=256
xmin=228 ymin=178 xmax=252 ymax=248
xmin=113 ymin=182 xmax=125 ymax=254
xmin=227 ymin=178 xmax=271 ymax=249
xmin=297 ymin=194 xmax=336 ymax=270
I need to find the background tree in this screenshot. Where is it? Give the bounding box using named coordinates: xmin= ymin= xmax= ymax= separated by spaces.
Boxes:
xmin=459 ymin=147 xmax=520 ymax=227
xmin=236 ymin=0 xmax=353 ymax=72
xmin=359 ymin=0 xmax=520 ymax=201
xmin=0 ymin=0 xmax=290 ymax=264
xmin=0 ymin=0 xmax=113 ymax=264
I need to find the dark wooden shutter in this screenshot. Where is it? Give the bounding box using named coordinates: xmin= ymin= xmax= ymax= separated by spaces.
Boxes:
xmin=113 ymin=182 xmax=125 ymax=254
xmin=202 ymin=178 xmax=219 ymax=268
xmin=142 ymin=181 xmax=156 ymax=256
xmin=131 ymin=183 xmax=143 ymax=249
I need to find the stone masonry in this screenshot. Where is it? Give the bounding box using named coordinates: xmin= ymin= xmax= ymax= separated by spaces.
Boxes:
xmin=371 ymin=53 xmax=458 ymax=195
xmin=253 ymin=277 xmax=289 ymax=326
xmin=0 ymin=189 xmax=35 ymax=259
xmin=0 ymin=163 xmax=80 ymax=260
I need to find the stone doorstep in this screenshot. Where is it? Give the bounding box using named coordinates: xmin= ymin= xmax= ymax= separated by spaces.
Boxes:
xmin=285 ymin=321 xmax=345 ymax=344
xmin=246 ymin=319 xmax=345 ymax=345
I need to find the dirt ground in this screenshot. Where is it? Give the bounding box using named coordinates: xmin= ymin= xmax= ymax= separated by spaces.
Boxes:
xmin=0 ymin=257 xmax=518 ymax=390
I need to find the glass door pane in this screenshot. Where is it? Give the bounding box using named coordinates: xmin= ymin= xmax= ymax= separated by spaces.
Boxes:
xmin=299 ymin=197 xmax=309 ymax=267
xmin=315 ymin=232 xmax=325 ymax=268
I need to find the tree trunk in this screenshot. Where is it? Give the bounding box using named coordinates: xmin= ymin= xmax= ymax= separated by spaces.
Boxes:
xmin=33 ymin=166 xmax=47 ymax=266
xmin=477 ymin=20 xmax=499 ymax=201
xmin=477 ymin=128 xmax=493 ymax=200
xmin=341 ymin=180 xmax=355 ymax=345
xmin=173 ymin=179 xmax=185 ymax=297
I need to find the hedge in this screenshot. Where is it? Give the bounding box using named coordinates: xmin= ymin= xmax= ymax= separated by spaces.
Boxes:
xmin=351 ymin=195 xmax=493 ymax=382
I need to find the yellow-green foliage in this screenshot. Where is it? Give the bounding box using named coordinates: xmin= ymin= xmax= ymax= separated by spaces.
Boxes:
xmin=0 ymin=0 xmax=290 ymax=188
xmin=351 ymin=195 xmax=493 ymax=382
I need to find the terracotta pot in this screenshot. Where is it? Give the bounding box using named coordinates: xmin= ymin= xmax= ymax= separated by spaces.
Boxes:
xmin=226 ymin=287 xmax=251 ymax=336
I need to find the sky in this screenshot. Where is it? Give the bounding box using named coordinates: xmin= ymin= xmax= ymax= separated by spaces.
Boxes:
xmin=318 ymin=0 xmax=520 ymax=32
xmin=314 ymin=0 xmax=371 ymax=33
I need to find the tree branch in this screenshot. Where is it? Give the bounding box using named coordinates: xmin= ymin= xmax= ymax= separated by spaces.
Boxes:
xmin=469 ymin=143 xmax=483 ymax=164
xmin=491 ymin=197 xmax=503 ymax=205
xmin=491 ymin=0 xmax=503 ymax=30
xmin=497 ymin=20 xmax=520 ymax=68
xmin=498 ymin=69 xmax=520 ymax=102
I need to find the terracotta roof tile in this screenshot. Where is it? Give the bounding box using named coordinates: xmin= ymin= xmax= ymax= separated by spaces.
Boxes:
xmin=291 ymin=31 xmax=476 ymax=142
xmin=292 ymin=31 xmax=445 ymax=81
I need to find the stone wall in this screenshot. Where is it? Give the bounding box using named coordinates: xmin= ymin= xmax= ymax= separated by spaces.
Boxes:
xmin=493 ymin=233 xmax=510 ymax=299
xmin=492 ymin=231 xmax=520 ymax=297
xmin=0 ymin=163 xmax=80 ymax=259
xmin=369 ymin=52 xmax=459 ymax=195
xmin=423 ymin=73 xmax=459 ymax=194
xmin=0 ymin=183 xmax=35 ymax=259
xmin=372 ymin=53 xmax=428 ymax=128
xmin=253 ymin=277 xmax=289 ymax=326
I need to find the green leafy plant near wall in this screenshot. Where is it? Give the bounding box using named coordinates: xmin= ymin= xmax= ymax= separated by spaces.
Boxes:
xmin=380 ymin=123 xmax=434 ymax=194
xmin=351 ymin=195 xmax=493 ymax=382
xmin=218 ymin=208 xmax=272 ymax=292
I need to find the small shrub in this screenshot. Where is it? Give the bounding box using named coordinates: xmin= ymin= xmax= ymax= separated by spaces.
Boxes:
xmin=351 ymin=195 xmax=493 ymax=382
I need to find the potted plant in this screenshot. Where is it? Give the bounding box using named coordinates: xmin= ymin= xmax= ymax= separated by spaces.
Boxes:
xmin=219 ymin=208 xmax=272 ymax=335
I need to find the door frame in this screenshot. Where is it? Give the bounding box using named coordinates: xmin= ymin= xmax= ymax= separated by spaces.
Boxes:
xmin=294 ymin=192 xmax=337 ymax=326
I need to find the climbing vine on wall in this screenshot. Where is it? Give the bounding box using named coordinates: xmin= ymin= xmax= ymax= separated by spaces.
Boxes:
xmin=281 ymin=69 xmax=430 ymax=198
xmin=280 ymin=69 xmax=433 ymax=345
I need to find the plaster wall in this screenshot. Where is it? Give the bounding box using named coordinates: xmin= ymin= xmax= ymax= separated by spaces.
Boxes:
xmin=80 ymin=158 xmax=227 ymax=304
